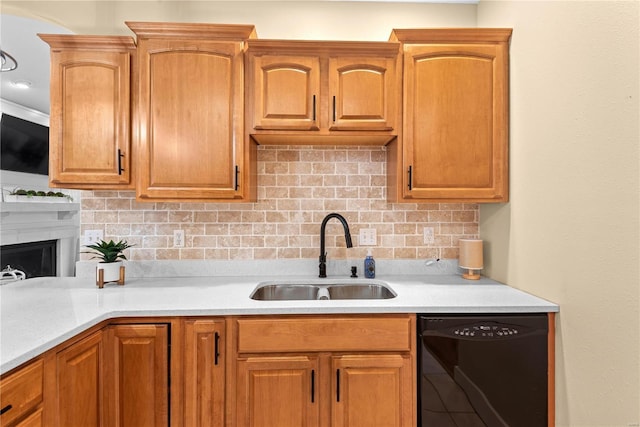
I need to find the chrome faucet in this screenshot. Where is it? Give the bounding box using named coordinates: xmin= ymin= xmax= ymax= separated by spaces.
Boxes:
xmin=319 ymin=213 xmax=353 ymax=278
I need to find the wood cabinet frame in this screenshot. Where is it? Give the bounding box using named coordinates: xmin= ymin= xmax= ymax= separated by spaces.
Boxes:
xmin=127 ymin=22 xmax=258 ymax=202
xmin=245 ymin=40 xmax=402 ymax=146
xmin=229 ymin=314 xmax=416 ymax=427
xmin=39 ymin=35 xmax=136 ymax=189
xmin=388 ymin=28 xmax=512 ymax=203
xmin=2 ymin=311 xmax=554 ymax=427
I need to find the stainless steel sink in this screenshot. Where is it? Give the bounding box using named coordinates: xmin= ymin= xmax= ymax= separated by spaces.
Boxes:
xmin=250 ymin=284 xmax=319 ymax=301
xmin=250 ymin=281 xmax=396 ymax=301
xmin=327 ymin=283 xmax=395 ymax=300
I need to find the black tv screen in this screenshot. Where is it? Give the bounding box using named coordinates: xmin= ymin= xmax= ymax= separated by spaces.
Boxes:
xmin=1 ymin=113 xmax=49 ymax=175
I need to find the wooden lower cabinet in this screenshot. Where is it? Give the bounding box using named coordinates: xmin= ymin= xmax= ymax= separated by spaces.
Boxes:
xmin=235 ymin=353 xmax=412 ymax=427
xmin=0 ymin=359 xmax=44 ymax=427
xmin=236 ymin=356 xmax=320 ymax=427
xmin=332 ymin=354 xmax=412 ymax=427
xmin=12 ymin=408 xmax=44 ymax=427
xmin=233 ymin=315 xmax=416 ymax=427
xmin=183 ymin=318 xmax=226 ymax=427
xmin=4 ymin=314 xmax=418 ymax=427
xmin=55 ymin=330 xmax=104 ymax=427
xmin=104 ymin=323 xmax=170 ymax=427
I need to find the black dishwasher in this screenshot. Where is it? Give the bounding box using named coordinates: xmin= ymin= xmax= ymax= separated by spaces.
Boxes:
xmin=418 ymin=314 xmax=548 ymax=427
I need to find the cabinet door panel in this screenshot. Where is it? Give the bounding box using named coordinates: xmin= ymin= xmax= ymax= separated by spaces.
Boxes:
xmin=236 ymin=356 xmax=319 ymax=427
xmin=137 ymin=40 xmax=244 ymax=200
xmin=105 ymin=324 xmax=169 ymax=427
xmin=251 ymin=55 xmax=320 ymax=130
xmin=332 ymin=354 xmax=412 ymax=427
xmin=56 ymin=331 xmax=104 ymax=427
xmin=48 ymin=48 xmax=132 ymax=187
xmin=329 ymin=57 xmax=396 ymax=131
xmin=399 ymin=41 xmax=509 ymax=202
xmin=184 ymin=319 xmax=225 ymax=427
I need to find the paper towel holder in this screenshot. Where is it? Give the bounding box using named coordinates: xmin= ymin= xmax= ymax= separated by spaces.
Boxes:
xmin=459 ymin=239 xmax=483 ymax=280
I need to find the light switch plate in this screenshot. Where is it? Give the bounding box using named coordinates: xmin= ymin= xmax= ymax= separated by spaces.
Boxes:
xmin=359 ymin=228 xmax=377 ymax=246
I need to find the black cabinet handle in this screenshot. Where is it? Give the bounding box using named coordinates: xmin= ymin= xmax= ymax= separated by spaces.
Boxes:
xmin=118 ymin=149 xmax=125 ymax=175
xmin=312 ymin=95 xmax=317 ymax=122
xmin=0 ymin=404 xmax=12 ymax=416
xmin=336 ymin=369 xmax=341 ymax=402
xmin=311 ymin=369 xmax=315 ymax=403
xmin=214 ymin=332 xmax=220 ymax=365
xmin=407 ymin=166 xmax=413 ymax=190
xmin=234 ymin=165 xmax=240 ymax=191
xmin=332 ymin=95 xmax=336 ymax=122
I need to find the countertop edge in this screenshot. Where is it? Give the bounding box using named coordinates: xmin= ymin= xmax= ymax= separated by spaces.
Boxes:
xmin=0 ymin=274 xmax=558 ymax=375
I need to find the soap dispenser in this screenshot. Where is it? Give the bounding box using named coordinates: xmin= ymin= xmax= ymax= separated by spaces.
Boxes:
xmin=364 ymin=249 xmax=375 ymax=279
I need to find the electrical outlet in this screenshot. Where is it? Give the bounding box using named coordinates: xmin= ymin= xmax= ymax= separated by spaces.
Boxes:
xmin=423 ymin=227 xmax=435 ymax=244
xmin=84 ymin=229 xmax=103 ymax=245
xmin=359 ymin=228 xmax=377 ymax=246
xmin=173 ymin=230 xmax=185 ymax=248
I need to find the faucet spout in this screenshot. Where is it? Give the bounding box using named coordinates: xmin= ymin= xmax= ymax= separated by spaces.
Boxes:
xmin=319 ymin=213 xmax=353 ymax=278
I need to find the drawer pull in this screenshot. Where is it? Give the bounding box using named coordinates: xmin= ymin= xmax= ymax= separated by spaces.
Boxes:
xmin=214 ymin=332 xmax=220 ymax=365
xmin=0 ymin=404 xmax=12 ymax=416
xmin=336 ymin=369 xmax=341 ymax=402
xmin=311 ymin=370 xmax=315 ymax=403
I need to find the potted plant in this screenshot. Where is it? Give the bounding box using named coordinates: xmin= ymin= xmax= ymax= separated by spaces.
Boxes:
xmin=84 ymin=239 xmax=133 ymax=285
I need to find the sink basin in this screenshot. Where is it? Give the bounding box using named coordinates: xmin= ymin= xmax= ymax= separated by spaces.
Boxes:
xmin=250 ymin=280 xmax=396 ymax=301
xmin=250 ymin=284 xmax=319 ymax=301
xmin=327 ymin=283 xmax=395 ymax=300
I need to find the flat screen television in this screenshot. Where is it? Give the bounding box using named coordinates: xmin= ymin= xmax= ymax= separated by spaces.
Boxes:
xmin=1 ymin=113 xmax=49 ymax=176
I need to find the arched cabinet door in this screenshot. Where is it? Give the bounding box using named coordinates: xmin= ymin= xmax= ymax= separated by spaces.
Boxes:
xmin=128 ymin=22 xmax=257 ymax=202
xmin=328 ymin=56 xmax=397 ymax=131
xmin=388 ymin=29 xmax=511 ymax=203
xmin=245 ymin=40 xmax=400 ymax=146
xmin=40 ymin=35 xmax=135 ymax=189
xmin=250 ymin=55 xmax=321 ymax=131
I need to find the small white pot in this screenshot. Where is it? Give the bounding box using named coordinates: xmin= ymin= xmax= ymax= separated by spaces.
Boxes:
xmin=97 ymin=261 xmax=124 ymax=283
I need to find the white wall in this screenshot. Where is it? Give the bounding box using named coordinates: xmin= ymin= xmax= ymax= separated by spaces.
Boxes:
xmin=478 ymin=1 xmax=640 ymax=426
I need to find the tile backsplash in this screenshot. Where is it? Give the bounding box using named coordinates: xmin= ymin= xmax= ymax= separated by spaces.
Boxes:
xmin=80 ymin=145 xmax=478 ymax=261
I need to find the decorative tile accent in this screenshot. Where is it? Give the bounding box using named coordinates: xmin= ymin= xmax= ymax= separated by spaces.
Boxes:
xmin=80 ymin=146 xmax=479 ymax=261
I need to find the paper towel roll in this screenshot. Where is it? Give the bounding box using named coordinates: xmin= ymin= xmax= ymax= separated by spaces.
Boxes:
xmin=459 ymin=239 xmax=483 ymax=280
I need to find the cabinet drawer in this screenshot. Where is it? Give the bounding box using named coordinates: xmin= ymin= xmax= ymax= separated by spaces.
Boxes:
xmin=14 ymin=408 xmax=43 ymax=427
xmin=0 ymin=359 xmax=44 ymax=426
xmin=236 ymin=315 xmax=412 ymax=353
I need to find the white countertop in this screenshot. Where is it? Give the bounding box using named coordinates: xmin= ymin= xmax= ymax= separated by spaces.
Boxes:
xmin=0 ymin=267 xmax=557 ymax=375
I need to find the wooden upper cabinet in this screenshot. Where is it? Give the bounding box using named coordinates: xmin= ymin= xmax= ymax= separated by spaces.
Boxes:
xmin=388 ymin=29 xmax=512 ymax=203
xmin=328 ymin=56 xmax=396 ymax=132
xmin=251 ymin=54 xmax=321 ymax=131
xmin=39 ymin=35 xmax=135 ymax=189
xmin=127 ymin=22 xmax=257 ymax=202
xmin=246 ymin=40 xmax=401 ymax=145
